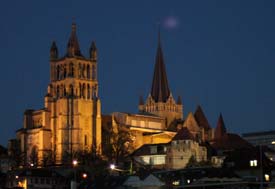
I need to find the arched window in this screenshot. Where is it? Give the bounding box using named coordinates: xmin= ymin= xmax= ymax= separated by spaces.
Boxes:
xmin=56 ymin=65 xmax=60 ymax=80
xmin=69 ymin=63 xmax=74 ymax=77
xmin=82 ymin=83 xmax=86 ymax=98
xmin=78 ymin=64 xmax=82 ymax=78
xmin=87 ymin=65 xmax=90 ymax=79
xmin=87 ymin=84 xmax=90 ymax=99
xmin=82 ymin=65 xmax=86 ymax=78
xmin=63 ymin=65 xmax=67 ymax=78
xmin=92 ymin=86 xmax=97 ymax=98
xmin=63 ymin=85 xmax=66 ymax=97
xmin=70 ymin=84 xmax=74 ymax=96
xmin=56 ymin=86 xmax=60 ymax=98
xmin=79 ymin=83 xmax=82 ymax=97
xmin=84 ymin=135 xmax=87 ymax=146
xmin=92 ymin=65 xmax=96 ymax=80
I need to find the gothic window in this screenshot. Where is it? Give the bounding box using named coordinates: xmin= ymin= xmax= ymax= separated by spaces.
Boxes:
xmin=92 ymin=86 xmax=97 ymax=99
xmin=63 ymin=65 xmax=67 ymax=78
xmin=87 ymin=84 xmax=90 ymax=99
xmin=84 ymin=135 xmax=87 ymax=146
xmin=69 ymin=84 xmax=74 ymax=96
xmin=82 ymin=83 xmax=86 ymax=98
xmin=69 ymin=63 xmax=74 ymax=77
xmin=87 ymin=65 xmax=90 ymax=79
xmin=56 ymin=86 xmax=60 ymax=98
xmin=92 ymin=65 xmax=96 ymax=80
xmin=82 ymin=64 xmax=86 ymax=78
xmin=60 ymin=66 xmax=64 ymax=80
xmin=63 ymin=85 xmax=66 ymax=97
xmin=79 ymin=83 xmax=82 ymax=97
xmin=56 ymin=65 xmax=60 ymax=80
xmin=78 ymin=64 xmax=82 ymax=78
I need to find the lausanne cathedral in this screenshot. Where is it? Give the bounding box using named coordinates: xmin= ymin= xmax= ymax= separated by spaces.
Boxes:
xmin=13 ymin=24 xmax=218 ymax=166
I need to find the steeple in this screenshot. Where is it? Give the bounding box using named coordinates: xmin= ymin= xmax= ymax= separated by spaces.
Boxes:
xmin=215 ymin=113 xmax=227 ymax=140
xmin=89 ymin=41 xmax=97 ymax=60
xmin=50 ymin=41 xmax=58 ymax=60
xmin=194 ymin=105 xmax=211 ymax=130
xmin=139 ymin=95 xmax=144 ymax=105
xmin=150 ymin=30 xmax=170 ymax=102
xmin=66 ymin=23 xmax=82 ymax=57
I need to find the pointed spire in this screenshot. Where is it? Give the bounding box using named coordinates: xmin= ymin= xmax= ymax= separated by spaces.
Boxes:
xmin=66 ymin=23 xmax=82 ymax=57
xmin=177 ymin=96 xmax=182 ymax=105
xmin=150 ymin=29 xmax=170 ymax=102
xmin=194 ymin=105 xmax=211 ymax=130
xmin=139 ymin=95 xmax=144 ymax=105
xmin=50 ymin=41 xmax=58 ymax=60
xmin=89 ymin=41 xmax=97 ymax=60
xmin=215 ymin=113 xmax=227 ymax=140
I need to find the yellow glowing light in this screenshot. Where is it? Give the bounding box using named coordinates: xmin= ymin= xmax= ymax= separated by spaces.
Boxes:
xmin=265 ymin=174 xmax=270 ymax=182
xmin=73 ymin=160 xmax=78 ymax=166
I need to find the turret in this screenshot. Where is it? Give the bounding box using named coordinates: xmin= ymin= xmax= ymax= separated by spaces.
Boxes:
xmin=50 ymin=41 xmax=58 ymax=60
xmin=90 ymin=41 xmax=97 ymax=61
xmin=139 ymin=95 xmax=144 ymax=105
xmin=214 ymin=113 xmax=227 ymax=140
xmin=177 ymin=96 xmax=182 ymax=105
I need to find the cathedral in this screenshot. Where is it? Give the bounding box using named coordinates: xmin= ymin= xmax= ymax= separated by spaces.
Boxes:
xmin=13 ymin=23 xmax=216 ymax=166
xmin=16 ymin=23 xmax=101 ymax=165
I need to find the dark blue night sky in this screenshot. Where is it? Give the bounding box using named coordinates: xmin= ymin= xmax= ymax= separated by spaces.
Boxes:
xmin=1 ymin=0 xmax=275 ymax=146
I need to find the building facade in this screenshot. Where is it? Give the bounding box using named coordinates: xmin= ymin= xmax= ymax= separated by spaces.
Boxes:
xmin=166 ymin=128 xmax=207 ymax=170
xmin=16 ymin=24 xmax=102 ymax=165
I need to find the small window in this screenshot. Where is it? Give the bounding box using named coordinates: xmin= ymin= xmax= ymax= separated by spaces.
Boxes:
xmin=84 ymin=135 xmax=87 ymax=146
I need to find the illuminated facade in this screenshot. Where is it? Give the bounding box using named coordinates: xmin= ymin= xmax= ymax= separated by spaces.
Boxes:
xmin=16 ymin=24 xmax=101 ymax=165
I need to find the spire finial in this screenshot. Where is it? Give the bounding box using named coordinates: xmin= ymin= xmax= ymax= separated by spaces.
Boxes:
xmin=72 ymin=22 xmax=76 ymax=33
xmin=157 ymin=21 xmax=161 ymax=47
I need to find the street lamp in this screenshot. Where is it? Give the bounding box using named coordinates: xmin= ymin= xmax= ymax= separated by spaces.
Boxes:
xmin=71 ymin=160 xmax=78 ymax=189
xmin=110 ymin=164 xmax=115 ymax=170
xmin=82 ymin=173 xmax=87 ymax=179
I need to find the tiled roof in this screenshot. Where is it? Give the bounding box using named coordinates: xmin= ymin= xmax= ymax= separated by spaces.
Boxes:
xmin=194 ymin=105 xmax=211 ymax=130
xmin=131 ymin=143 xmax=168 ymax=156
xmin=172 ymin=127 xmax=195 ymax=141
xmin=211 ymin=133 xmax=253 ymax=150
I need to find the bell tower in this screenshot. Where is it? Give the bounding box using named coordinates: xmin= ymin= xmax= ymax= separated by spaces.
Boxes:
xmin=46 ymin=23 xmax=101 ymax=163
xmin=139 ymin=32 xmax=183 ymax=128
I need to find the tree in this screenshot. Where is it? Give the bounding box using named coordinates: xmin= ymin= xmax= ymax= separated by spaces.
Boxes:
xmin=105 ymin=124 xmax=134 ymax=163
xmin=41 ymin=151 xmax=53 ymax=167
xmin=29 ymin=146 xmax=38 ymax=167
xmin=186 ymin=155 xmax=197 ymax=168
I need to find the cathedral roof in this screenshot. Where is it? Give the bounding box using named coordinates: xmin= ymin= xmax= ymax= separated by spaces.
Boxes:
xmin=183 ymin=112 xmax=200 ymax=132
xmin=150 ymin=32 xmax=170 ymax=103
xmin=214 ymin=113 xmax=227 ymax=140
xmin=194 ymin=105 xmax=211 ymax=130
xmin=211 ymin=133 xmax=253 ymax=150
xmin=172 ymin=127 xmax=195 ymax=141
xmin=66 ymin=23 xmax=83 ymax=57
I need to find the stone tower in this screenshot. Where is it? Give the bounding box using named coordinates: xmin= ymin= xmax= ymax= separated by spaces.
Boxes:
xmin=139 ymin=32 xmax=183 ymax=128
xmin=47 ymin=23 xmax=102 ymax=163
xmin=17 ymin=23 xmax=101 ymax=165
